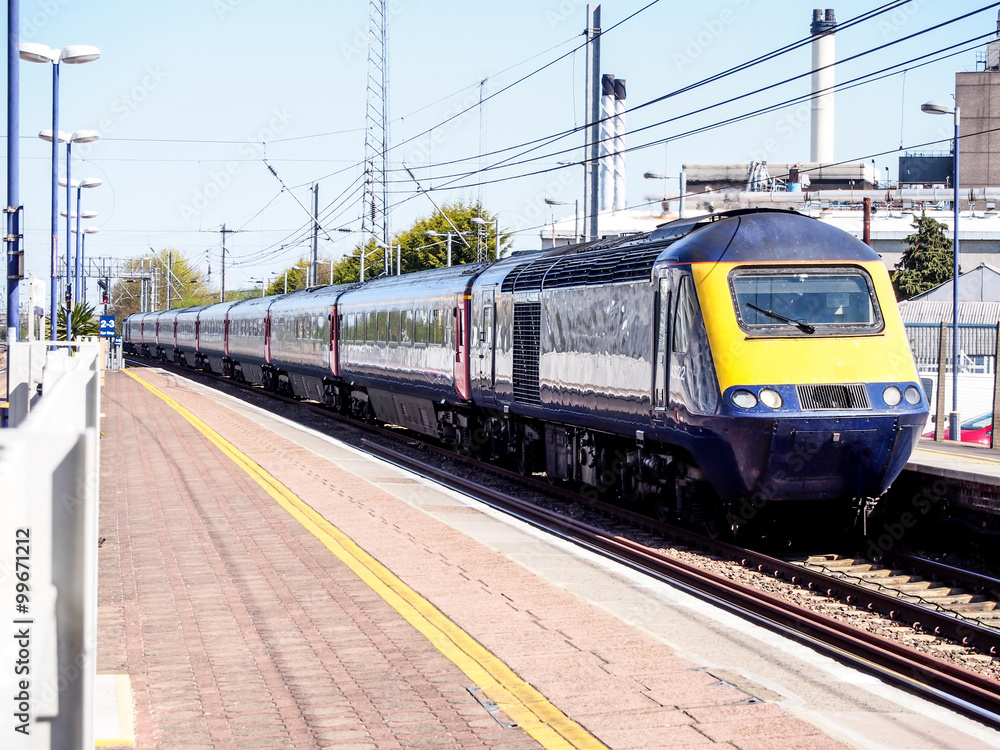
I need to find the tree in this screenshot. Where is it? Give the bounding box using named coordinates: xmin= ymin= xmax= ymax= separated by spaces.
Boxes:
xmin=109 ymin=249 xmax=212 ymax=318
xmin=330 ymin=201 xmax=512 ymax=284
xmin=45 ymin=300 xmax=101 ymax=340
xmin=892 ymin=213 xmax=956 ymax=300
xmin=265 ymin=258 xmax=310 ymax=296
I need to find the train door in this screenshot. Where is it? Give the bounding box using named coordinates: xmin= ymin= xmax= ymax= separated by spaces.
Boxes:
xmin=474 ymin=286 xmax=497 ymax=405
xmin=329 ymin=304 xmax=341 ymax=376
xmin=652 ymin=275 xmax=671 ymax=416
xmin=454 ymin=293 xmax=472 ymax=400
xmin=264 ymin=312 xmax=272 ymax=363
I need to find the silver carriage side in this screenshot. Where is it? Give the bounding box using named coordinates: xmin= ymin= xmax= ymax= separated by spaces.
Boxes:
xmin=196 ymin=300 xmax=236 ymax=374
xmin=173 ymin=306 xmax=208 ymax=367
xmin=337 ymin=263 xmax=487 ymax=444
xmin=225 ymin=295 xmax=281 ymax=384
xmin=140 ymin=310 xmax=167 ymax=358
xmin=267 ymin=284 xmax=354 ymax=402
xmin=124 ymin=312 xmax=150 ymax=354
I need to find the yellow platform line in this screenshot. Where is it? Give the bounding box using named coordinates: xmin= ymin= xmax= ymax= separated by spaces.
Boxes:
xmin=95 ymin=674 xmax=135 ymax=747
xmin=124 ymin=370 xmax=606 ymax=750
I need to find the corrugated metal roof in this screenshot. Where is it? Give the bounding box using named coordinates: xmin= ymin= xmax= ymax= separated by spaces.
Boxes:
xmin=898 ymin=300 xmax=1000 ymax=324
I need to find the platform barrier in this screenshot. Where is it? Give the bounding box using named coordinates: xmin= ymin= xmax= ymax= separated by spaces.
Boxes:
xmin=0 ymin=341 xmax=101 ymax=749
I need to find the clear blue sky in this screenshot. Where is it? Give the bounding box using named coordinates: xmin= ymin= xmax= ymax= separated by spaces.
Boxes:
xmin=3 ymin=0 xmax=994 ymax=300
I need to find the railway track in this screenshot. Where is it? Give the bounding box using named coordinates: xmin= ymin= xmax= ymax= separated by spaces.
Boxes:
xmin=125 ymin=358 xmax=1000 ymax=723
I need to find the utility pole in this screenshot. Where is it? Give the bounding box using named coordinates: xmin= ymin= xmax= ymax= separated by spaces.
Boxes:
xmin=220 ymin=223 xmax=233 ymax=302
xmin=584 ymin=4 xmax=601 ymax=242
xmin=6 ymin=0 xmax=21 ymax=353
xmin=167 ymin=251 xmax=172 ymax=310
xmin=311 ymin=183 xmax=319 ymax=286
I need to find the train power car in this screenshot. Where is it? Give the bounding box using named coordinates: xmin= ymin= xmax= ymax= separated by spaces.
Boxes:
xmin=125 ymin=209 xmax=928 ymax=532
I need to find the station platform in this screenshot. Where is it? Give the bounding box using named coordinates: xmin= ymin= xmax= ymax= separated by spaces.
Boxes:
xmin=97 ymin=367 xmax=1000 ymax=749
xmin=908 ymin=438 xmax=1000 ymax=485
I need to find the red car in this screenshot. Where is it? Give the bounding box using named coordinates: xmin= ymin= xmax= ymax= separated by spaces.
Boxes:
xmin=922 ymin=413 xmax=993 ymax=445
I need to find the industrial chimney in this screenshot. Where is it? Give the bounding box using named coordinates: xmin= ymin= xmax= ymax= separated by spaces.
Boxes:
xmin=613 ymin=77 xmax=626 ymax=211
xmin=599 ymin=74 xmax=616 ymax=213
xmin=810 ymin=8 xmax=836 ymax=163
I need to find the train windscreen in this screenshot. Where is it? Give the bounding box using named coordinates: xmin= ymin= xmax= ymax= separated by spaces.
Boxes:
xmin=729 ymin=267 xmax=882 ymax=336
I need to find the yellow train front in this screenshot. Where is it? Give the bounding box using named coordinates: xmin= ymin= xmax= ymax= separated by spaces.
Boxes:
xmin=652 ymin=209 xmax=928 ymax=527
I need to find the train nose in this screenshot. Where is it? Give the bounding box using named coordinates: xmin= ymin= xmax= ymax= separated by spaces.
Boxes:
xmin=762 ymin=416 xmax=922 ymax=501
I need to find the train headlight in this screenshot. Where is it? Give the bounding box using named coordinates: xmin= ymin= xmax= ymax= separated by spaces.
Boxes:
xmin=759 ymin=388 xmax=782 ymax=409
xmin=731 ymin=389 xmax=758 ymax=409
xmin=882 ymin=385 xmax=902 ymax=406
xmin=904 ymin=385 xmax=922 ymax=405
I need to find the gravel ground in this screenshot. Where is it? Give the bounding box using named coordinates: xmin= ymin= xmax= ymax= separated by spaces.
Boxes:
xmin=142 ymin=362 xmax=1000 ymax=686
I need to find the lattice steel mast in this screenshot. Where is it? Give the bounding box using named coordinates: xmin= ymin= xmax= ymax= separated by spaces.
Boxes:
xmin=362 ymin=0 xmax=390 ymax=252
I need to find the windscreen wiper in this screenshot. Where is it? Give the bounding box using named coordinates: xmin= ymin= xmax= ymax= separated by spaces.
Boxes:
xmin=747 ymin=303 xmax=815 ymax=333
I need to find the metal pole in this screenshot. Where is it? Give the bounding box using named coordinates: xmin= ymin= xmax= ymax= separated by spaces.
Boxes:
xmin=584 ymin=4 xmax=601 ymax=242
xmin=50 ymin=62 xmax=59 ymax=341
xmin=220 ymin=223 xmax=227 ymax=302
xmin=74 ymin=184 xmax=82 ymax=301
xmin=951 ymin=107 xmax=961 ymax=441
xmin=65 ymin=140 xmax=72 ymax=317
xmin=6 ymin=0 xmax=19 ymax=357
xmin=167 ymin=251 xmax=172 ymax=310
xmin=284 ymin=271 xmax=287 ymax=294
xmin=446 ymin=233 xmax=452 ymax=267
xmin=311 ymin=182 xmax=318 ymax=286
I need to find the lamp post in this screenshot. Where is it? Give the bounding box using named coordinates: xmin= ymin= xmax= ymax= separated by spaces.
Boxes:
xmin=424 ymin=231 xmax=473 ymax=267
xmin=60 ymin=181 xmax=100 ymax=300
xmin=272 ymin=270 xmax=287 ymax=294
xmin=43 ymin=130 xmax=99 ymax=312
xmin=544 ymin=199 xmax=578 ymax=246
xmin=921 ymin=99 xmax=961 ymax=441
xmin=644 ymin=170 xmax=686 ymax=218
xmin=71 ymin=226 xmax=99 ymax=303
xmin=21 ymin=42 xmax=101 ymax=341
xmin=59 ymin=174 xmax=101 ymax=302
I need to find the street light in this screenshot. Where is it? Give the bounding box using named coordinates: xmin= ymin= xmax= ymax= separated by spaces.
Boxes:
xmin=470 ymin=215 xmax=502 ymax=259
xmin=42 ymin=129 xmax=99 ymax=310
xmin=71 ymin=226 xmax=99 ymax=304
xmin=22 ymin=42 xmax=101 ymax=341
xmin=271 ymin=270 xmax=288 ymax=294
xmin=921 ymin=99 xmax=961 ymax=441
xmin=544 ymin=199 xmax=579 ymax=245
xmin=424 ymin=231 xmax=473 ymax=267
xmin=644 ymin=170 xmax=686 ymax=218
xmin=59 ymin=174 xmax=101 ymax=303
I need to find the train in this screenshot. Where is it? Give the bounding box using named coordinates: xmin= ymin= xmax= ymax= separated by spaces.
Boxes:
xmin=124 ymin=209 xmax=929 ymax=534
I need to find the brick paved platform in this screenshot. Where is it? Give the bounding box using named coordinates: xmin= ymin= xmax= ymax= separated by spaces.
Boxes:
xmin=97 ymin=367 xmax=998 ymax=749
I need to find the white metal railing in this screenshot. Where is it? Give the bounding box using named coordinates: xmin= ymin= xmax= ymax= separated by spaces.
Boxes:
xmin=0 ymin=340 xmax=101 ymax=749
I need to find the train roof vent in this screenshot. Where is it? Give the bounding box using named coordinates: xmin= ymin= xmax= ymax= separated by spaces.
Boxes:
xmin=502 ymin=244 xmax=665 ymax=293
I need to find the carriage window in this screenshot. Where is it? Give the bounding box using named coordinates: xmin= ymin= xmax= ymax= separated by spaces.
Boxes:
xmin=444 ymin=307 xmax=455 ymax=348
xmin=366 ymin=311 xmax=376 ymax=342
xmin=480 ymin=304 xmax=491 ymax=343
xmin=389 ymin=309 xmax=400 ymax=343
xmin=673 ymin=276 xmax=695 ymax=353
xmin=401 ymin=310 xmax=413 ymax=344
xmin=730 ymin=267 xmax=883 ymax=337
xmin=346 ymin=313 xmax=356 ymax=341
xmin=430 ymin=310 xmax=444 ymax=345
xmin=376 ymin=310 xmax=388 ymax=342
xmin=414 ymin=309 xmax=428 ymax=344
